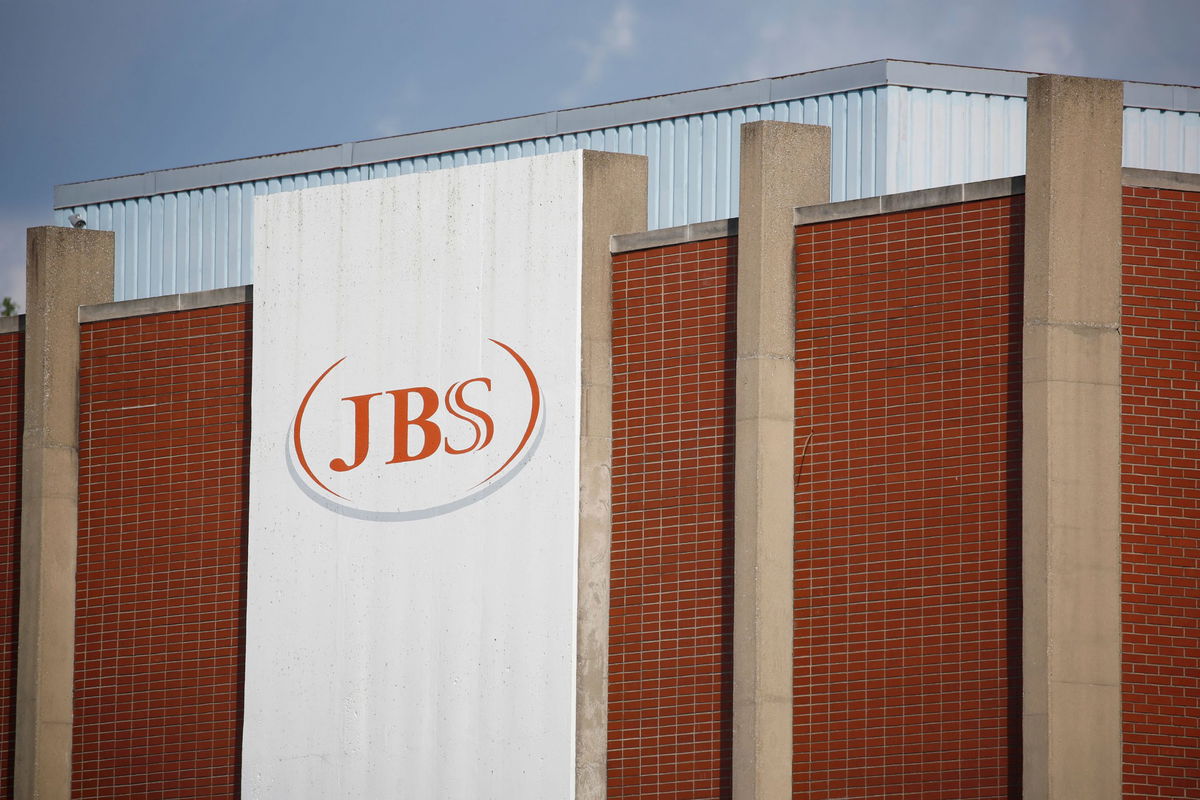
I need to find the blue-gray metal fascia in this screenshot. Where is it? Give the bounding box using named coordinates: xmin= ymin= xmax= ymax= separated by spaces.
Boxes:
xmin=883 ymin=60 xmax=1032 ymax=97
xmin=57 ymin=143 xmax=352 ymax=207
xmin=47 ymin=59 xmax=919 ymax=209
xmin=56 ymin=64 xmax=890 ymax=208
xmin=153 ymin=143 xmax=354 ymax=196
xmin=1124 ymin=82 xmax=1200 ymax=114
xmin=886 ymin=60 xmax=1200 ymax=111
xmin=558 ymin=81 xmax=770 ymax=132
xmin=768 ymin=60 xmax=889 ymax=102
xmin=54 ymin=58 xmax=1200 ymax=209
xmin=58 ymin=173 xmax=157 ymax=208
xmin=351 ymin=112 xmax=560 ymax=166
xmin=56 ymin=62 xmax=895 ymax=208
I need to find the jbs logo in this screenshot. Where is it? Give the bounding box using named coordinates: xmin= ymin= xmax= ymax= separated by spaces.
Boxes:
xmin=326 ymin=377 xmax=497 ymax=472
xmin=289 ymin=339 xmax=542 ymax=517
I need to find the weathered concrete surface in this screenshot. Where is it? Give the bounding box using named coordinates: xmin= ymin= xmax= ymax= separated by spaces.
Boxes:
xmin=79 ymin=284 xmax=251 ymax=322
xmin=17 ymin=227 xmax=113 ymax=799
xmin=1022 ymin=74 xmax=1123 ymax=800
xmin=610 ymin=218 xmax=738 ymax=253
xmin=734 ymin=120 xmax=829 ymax=800
xmin=792 ymin=176 xmax=1026 ymax=225
xmin=577 ymin=151 xmax=647 ymax=800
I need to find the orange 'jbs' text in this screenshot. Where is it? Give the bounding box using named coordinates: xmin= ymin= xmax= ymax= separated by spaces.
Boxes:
xmin=330 ymin=378 xmax=494 ymax=472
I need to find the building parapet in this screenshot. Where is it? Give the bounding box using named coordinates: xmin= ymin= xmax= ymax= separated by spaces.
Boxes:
xmin=610 ymin=218 xmax=738 ymax=253
xmin=794 ymin=176 xmax=1027 ymax=226
xmin=79 ymin=284 xmax=252 ymax=323
xmin=1122 ymin=167 xmax=1200 ymax=192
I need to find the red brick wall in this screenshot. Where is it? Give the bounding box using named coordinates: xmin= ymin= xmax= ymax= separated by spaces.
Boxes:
xmin=75 ymin=305 xmax=250 ymax=800
xmin=610 ymin=237 xmax=738 ymax=798
xmin=794 ymin=197 xmax=1024 ymax=799
xmin=0 ymin=329 xmax=22 ymax=799
xmin=1121 ymin=185 xmax=1200 ymax=799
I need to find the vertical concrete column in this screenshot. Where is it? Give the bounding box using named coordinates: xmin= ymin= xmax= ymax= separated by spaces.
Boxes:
xmin=16 ymin=227 xmax=113 ymax=799
xmin=734 ymin=120 xmax=829 ymax=800
xmin=577 ymin=151 xmax=647 ymax=800
xmin=1022 ymin=75 xmax=1123 ymax=800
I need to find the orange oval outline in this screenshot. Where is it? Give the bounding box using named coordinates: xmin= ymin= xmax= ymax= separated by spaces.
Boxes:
xmin=293 ymin=356 xmax=348 ymax=500
xmin=295 ymin=341 xmax=541 ymax=504
xmin=473 ymin=339 xmax=541 ymax=488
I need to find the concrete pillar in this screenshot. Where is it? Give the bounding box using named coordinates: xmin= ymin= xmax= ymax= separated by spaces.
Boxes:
xmin=734 ymin=120 xmax=829 ymax=800
xmin=1022 ymin=75 xmax=1124 ymax=800
xmin=16 ymin=227 xmax=113 ymax=799
xmin=576 ymin=151 xmax=647 ymax=800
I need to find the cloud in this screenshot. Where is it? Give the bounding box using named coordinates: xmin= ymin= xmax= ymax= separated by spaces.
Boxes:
xmin=737 ymin=0 xmax=1087 ymax=82
xmin=371 ymin=77 xmax=426 ymax=138
xmin=1014 ymin=16 xmax=1083 ymax=75
xmin=559 ymin=1 xmax=638 ymax=105
xmin=736 ymin=0 xmax=1199 ymax=85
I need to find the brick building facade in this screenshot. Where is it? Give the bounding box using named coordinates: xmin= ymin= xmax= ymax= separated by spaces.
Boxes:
xmin=0 ymin=74 xmax=1197 ymax=799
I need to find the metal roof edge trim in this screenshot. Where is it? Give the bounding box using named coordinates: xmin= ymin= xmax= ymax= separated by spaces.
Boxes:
xmin=886 ymin=61 xmax=1200 ymax=112
xmin=1122 ymin=167 xmax=1200 ymax=192
xmin=50 ymin=59 xmax=911 ymax=209
xmin=79 ymin=285 xmax=253 ymax=323
xmin=793 ymin=175 xmax=1026 ymax=225
xmin=1123 ymin=83 xmax=1200 ymax=114
xmin=883 ymin=60 xmax=1032 ymax=97
xmin=55 ymin=59 xmax=1200 ymax=209
xmin=610 ymin=218 xmax=738 ymax=253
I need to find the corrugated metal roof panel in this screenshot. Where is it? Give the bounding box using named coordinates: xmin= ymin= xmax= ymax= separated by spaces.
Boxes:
xmin=60 ymin=86 xmax=897 ymax=299
xmin=55 ymin=59 xmax=1200 ymax=209
xmin=53 ymin=73 xmax=1200 ymax=302
xmin=1123 ymin=107 xmax=1200 ymax=173
xmin=884 ymin=87 xmax=1026 ymax=193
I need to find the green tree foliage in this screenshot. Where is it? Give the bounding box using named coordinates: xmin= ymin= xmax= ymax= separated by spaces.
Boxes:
xmin=1 ymin=297 xmax=17 ymax=317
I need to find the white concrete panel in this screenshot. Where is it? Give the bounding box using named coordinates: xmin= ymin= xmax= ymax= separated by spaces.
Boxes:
xmin=245 ymin=152 xmax=583 ymax=799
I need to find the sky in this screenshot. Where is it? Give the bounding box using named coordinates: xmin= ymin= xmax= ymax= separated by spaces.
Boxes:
xmin=1 ymin=0 xmax=1198 ymax=308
